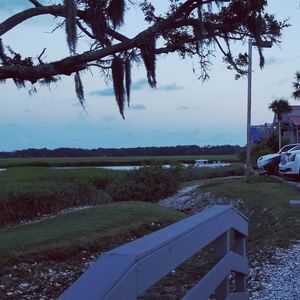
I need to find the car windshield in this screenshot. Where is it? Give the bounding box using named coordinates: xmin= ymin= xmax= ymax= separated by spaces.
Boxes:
xmin=279 ymin=144 xmax=299 ymax=154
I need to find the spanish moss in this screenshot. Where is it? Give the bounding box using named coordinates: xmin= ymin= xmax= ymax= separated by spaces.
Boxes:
xmin=88 ymin=0 xmax=108 ymax=44
xmin=112 ymin=56 xmax=125 ymax=118
xmin=125 ymin=56 xmax=131 ymax=105
xmin=0 ymin=39 xmax=7 ymax=65
xmin=64 ymin=0 xmax=77 ymax=54
xmin=141 ymin=36 xmax=156 ymax=88
xmin=74 ymin=71 xmax=85 ymax=107
xmin=107 ymin=0 xmax=125 ymax=28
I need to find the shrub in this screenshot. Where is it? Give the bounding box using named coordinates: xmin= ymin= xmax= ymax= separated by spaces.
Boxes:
xmin=0 ymin=180 xmax=112 ymax=226
xmin=171 ymin=163 xmax=245 ymax=182
xmin=108 ymin=167 xmax=179 ymax=202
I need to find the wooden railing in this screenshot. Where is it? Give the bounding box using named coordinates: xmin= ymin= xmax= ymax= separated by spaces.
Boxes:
xmin=59 ymin=205 xmax=249 ymax=300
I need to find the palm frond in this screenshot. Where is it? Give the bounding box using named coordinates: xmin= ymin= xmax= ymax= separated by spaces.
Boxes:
xmin=112 ymin=56 xmax=125 ymax=118
xmin=74 ymin=71 xmax=85 ymax=107
xmin=292 ymin=72 xmax=300 ymax=100
xmin=107 ymin=0 xmax=125 ymax=28
xmin=141 ymin=36 xmax=156 ymax=88
xmin=64 ymin=0 xmax=77 ymax=54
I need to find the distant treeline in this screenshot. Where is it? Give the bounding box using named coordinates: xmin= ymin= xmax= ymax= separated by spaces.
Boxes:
xmin=0 ymin=145 xmax=242 ymax=158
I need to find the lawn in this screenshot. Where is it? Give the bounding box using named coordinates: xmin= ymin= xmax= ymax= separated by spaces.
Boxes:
xmin=0 ymin=201 xmax=185 ymax=264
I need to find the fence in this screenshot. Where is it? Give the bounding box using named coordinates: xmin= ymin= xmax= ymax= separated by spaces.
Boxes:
xmin=59 ymin=205 xmax=249 ymax=300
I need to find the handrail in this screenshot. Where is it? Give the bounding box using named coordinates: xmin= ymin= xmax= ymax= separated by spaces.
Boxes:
xmin=59 ymin=205 xmax=249 ymax=300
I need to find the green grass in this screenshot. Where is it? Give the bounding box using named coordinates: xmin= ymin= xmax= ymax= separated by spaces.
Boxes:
xmin=0 ymin=201 xmax=185 ymax=264
xmin=0 ymin=155 xmax=239 ymax=168
xmin=199 ymin=175 xmax=300 ymax=251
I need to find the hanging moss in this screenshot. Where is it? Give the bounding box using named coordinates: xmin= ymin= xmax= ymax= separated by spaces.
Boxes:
xmin=112 ymin=56 xmax=125 ymax=118
xmin=107 ymin=0 xmax=125 ymax=28
xmin=124 ymin=56 xmax=131 ymax=105
xmin=140 ymin=36 xmax=156 ymax=88
xmin=87 ymin=0 xmax=108 ymax=44
xmin=0 ymin=39 xmax=7 ymax=65
xmin=64 ymin=0 xmax=77 ymax=54
xmin=74 ymin=71 xmax=85 ymax=107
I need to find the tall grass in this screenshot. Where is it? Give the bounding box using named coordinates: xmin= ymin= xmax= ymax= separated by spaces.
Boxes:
xmin=0 ymin=168 xmax=122 ymax=226
xmin=0 ymin=155 xmax=239 ymax=168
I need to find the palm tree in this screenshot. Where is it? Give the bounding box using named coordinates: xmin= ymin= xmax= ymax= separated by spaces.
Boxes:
xmin=292 ymin=72 xmax=300 ymax=100
xmin=268 ymin=99 xmax=292 ymax=150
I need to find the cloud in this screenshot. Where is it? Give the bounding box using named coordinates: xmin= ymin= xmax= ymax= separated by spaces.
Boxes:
xmin=130 ymin=104 xmax=147 ymax=110
xmin=265 ymin=56 xmax=284 ymax=65
xmin=89 ymin=79 xmax=183 ymax=97
xmin=157 ymin=83 xmax=184 ymax=91
xmin=89 ymin=88 xmax=115 ymax=97
xmin=131 ymin=79 xmax=148 ymax=91
xmin=176 ymin=106 xmax=189 ymax=110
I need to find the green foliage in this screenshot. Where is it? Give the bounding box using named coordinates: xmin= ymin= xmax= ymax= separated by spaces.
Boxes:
xmin=171 ymin=164 xmax=244 ymax=182
xmin=0 ymin=168 xmax=122 ymax=226
xmin=108 ymin=167 xmax=179 ymax=202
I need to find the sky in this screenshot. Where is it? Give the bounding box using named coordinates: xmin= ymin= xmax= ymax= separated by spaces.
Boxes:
xmin=0 ymin=0 xmax=300 ymax=151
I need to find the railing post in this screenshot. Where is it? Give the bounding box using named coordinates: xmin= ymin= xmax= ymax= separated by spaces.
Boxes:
xmin=234 ymin=231 xmax=247 ymax=293
xmin=215 ymin=230 xmax=230 ymax=300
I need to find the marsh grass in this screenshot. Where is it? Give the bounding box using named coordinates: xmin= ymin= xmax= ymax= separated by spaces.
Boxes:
xmin=0 ymin=155 xmax=239 ymax=168
xmin=0 ymin=168 xmax=122 ymax=226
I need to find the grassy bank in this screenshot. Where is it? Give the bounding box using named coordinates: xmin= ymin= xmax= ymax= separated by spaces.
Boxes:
xmin=0 ymin=155 xmax=239 ymax=168
xmin=199 ymin=176 xmax=300 ymax=251
xmin=0 ymin=202 xmax=185 ymax=264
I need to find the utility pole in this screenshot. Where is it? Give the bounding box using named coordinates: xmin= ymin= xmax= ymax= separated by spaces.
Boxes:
xmin=245 ymin=39 xmax=272 ymax=182
xmin=245 ymin=39 xmax=253 ymax=182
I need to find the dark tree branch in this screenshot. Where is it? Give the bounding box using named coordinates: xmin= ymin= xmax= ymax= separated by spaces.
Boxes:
xmin=28 ymin=0 xmax=43 ymax=7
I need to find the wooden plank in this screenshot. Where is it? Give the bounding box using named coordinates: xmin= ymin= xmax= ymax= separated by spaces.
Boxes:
xmin=182 ymin=252 xmax=249 ymax=300
xmin=225 ymin=292 xmax=249 ymax=300
xmin=289 ymin=200 xmax=300 ymax=208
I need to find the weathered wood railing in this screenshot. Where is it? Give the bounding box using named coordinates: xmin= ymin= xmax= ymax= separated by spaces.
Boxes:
xmin=59 ymin=205 xmax=249 ymax=300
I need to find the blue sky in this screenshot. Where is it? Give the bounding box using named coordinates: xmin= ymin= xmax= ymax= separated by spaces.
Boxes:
xmin=0 ymin=1 xmax=300 ymax=151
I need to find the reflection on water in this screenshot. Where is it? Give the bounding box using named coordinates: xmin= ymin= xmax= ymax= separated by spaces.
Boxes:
xmin=54 ymin=162 xmax=230 ymax=171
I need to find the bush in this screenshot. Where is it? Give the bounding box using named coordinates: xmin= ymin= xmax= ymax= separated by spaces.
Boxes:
xmin=108 ymin=167 xmax=179 ymax=202
xmin=0 ymin=180 xmax=112 ymax=226
xmin=172 ymin=163 xmax=245 ymax=182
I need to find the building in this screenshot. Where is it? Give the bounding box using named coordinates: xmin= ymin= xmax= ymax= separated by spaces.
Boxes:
xmin=250 ymin=123 xmax=273 ymax=143
xmin=251 ymin=106 xmax=300 ymax=144
xmin=281 ymin=105 xmax=300 ymax=143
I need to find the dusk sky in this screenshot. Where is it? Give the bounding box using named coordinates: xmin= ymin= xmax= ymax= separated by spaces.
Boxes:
xmin=0 ymin=1 xmax=300 ymax=151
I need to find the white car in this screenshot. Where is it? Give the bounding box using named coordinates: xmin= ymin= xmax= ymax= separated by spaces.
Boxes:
xmin=279 ymin=145 xmax=300 ymax=175
xmin=257 ymin=144 xmax=300 ymax=174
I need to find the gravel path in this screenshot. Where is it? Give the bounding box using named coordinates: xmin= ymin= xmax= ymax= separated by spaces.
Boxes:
xmin=249 ymin=242 xmax=300 ymax=300
xmin=159 ymin=181 xmax=300 ymax=300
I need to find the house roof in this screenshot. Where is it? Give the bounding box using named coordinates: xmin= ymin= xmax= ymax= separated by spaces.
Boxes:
xmin=290 ymin=116 xmax=300 ymax=126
